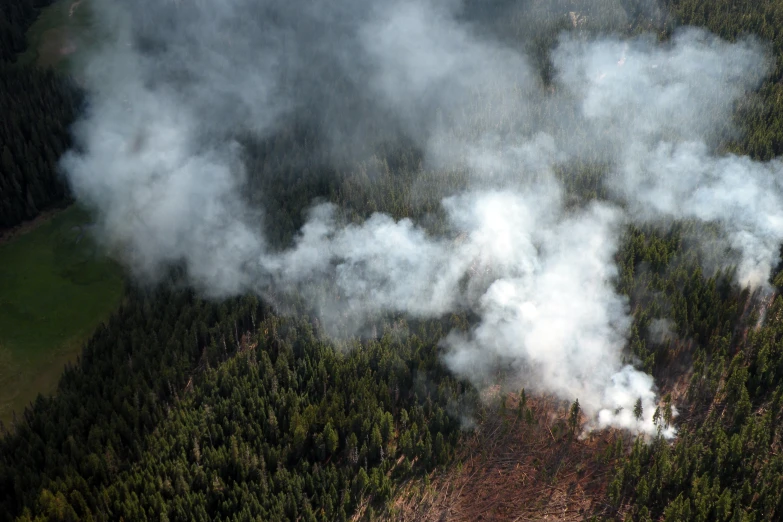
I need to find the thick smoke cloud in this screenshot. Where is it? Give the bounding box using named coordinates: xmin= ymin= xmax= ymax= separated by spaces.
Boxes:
xmin=62 ymin=0 xmax=777 ymax=436
xmin=552 ymin=31 xmax=774 ymax=285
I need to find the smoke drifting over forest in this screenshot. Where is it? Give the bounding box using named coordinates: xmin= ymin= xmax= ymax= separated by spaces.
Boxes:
xmin=62 ymin=0 xmax=778 ymax=436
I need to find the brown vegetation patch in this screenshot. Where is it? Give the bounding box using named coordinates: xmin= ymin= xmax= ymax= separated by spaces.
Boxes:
xmin=36 ymin=27 xmax=78 ymax=68
xmin=388 ymin=394 xmax=629 ymax=521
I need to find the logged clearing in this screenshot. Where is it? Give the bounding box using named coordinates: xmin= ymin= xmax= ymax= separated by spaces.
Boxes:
xmin=0 ymin=205 xmax=124 ymax=425
xmin=384 ymin=393 xmax=629 ymax=521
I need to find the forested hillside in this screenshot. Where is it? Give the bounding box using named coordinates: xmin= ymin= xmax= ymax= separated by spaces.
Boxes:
xmin=0 ymin=279 xmax=468 ymax=521
xmin=5 ymin=0 xmax=783 ymax=521
xmin=606 ymin=2 xmax=783 ymax=520
xmin=0 ymin=0 xmax=78 ymax=231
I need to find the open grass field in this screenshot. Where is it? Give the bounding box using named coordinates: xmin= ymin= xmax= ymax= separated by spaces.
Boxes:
xmin=16 ymin=0 xmax=97 ymax=73
xmin=0 ymin=206 xmax=124 ymax=425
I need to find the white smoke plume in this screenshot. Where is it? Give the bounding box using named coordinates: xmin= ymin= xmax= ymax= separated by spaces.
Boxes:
xmin=61 ymin=0 xmax=778 ymax=437
xmin=552 ymin=31 xmax=775 ymax=286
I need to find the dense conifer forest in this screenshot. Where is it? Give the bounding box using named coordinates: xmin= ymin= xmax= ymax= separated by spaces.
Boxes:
xmin=0 ymin=284 xmax=467 ymax=520
xmin=6 ymin=0 xmax=783 ymax=521
xmin=608 ymin=2 xmax=783 ymax=520
xmin=0 ymin=0 xmax=77 ymax=230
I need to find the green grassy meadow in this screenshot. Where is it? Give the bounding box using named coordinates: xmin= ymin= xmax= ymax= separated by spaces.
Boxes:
xmin=0 ymin=0 xmax=124 ymax=427
xmin=0 ymin=206 xmax=124 ymax=425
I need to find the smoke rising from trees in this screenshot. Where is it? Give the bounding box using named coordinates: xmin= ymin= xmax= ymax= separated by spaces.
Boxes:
xmin=62 ymin=0 xmax=778 ymax=436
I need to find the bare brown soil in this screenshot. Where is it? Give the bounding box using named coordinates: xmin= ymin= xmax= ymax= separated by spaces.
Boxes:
xmin=386 ymin=394 xmax=630 ymax=521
